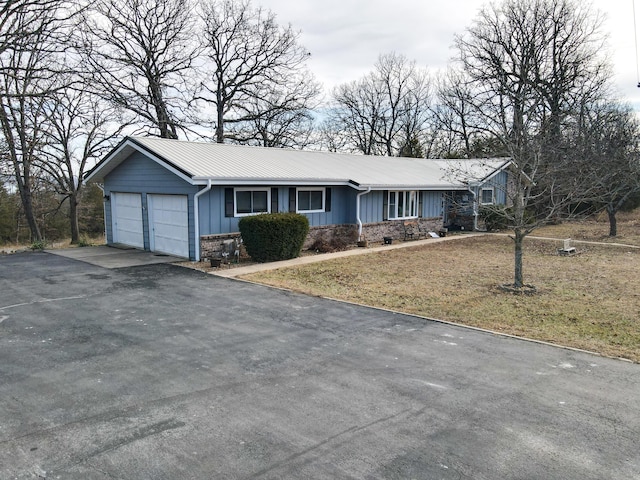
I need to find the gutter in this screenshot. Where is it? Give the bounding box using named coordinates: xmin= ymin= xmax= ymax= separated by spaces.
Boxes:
xmin=194 ymin=179 xmax=213 ymax=261
xmin=356 ymin=187 xmax=372 ymax=241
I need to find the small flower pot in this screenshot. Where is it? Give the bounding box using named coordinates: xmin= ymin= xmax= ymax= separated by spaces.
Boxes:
xmin=383 ymin=237 xmax=393 ymax=245
xmin=210 ymin=258 xmax=222 ymax=268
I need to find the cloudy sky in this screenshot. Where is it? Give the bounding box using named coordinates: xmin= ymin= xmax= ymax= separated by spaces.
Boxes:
xmin=258 ymin=0 xmax=640 ymax=108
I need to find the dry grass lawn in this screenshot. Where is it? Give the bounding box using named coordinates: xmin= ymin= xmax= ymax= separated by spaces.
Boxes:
xmin=242 ymin=211 xmax=640 ymax=362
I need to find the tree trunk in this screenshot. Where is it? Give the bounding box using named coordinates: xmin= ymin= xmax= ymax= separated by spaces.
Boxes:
xmin=216 ymin=89 xmax=225 ymax=143
xmin=18 ymin=180 xmax=42 ymax=242
xmin=607 ymin=206 xmax=617 ymax=237
xmin=513 ymin=229 xmax=525 ymax=288
xmin=69 ymin=194 xmax=80 ymax=244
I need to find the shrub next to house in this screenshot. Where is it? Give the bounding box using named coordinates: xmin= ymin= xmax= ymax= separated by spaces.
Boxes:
xmin=239 ymin=213 xmax=310 ymax=263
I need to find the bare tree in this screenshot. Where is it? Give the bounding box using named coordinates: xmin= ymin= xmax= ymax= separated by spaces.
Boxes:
xmin=574 ymin=101 xmax=640 ymax=236
xmin=431 ymin=68 xmax=484 ymax=158
xmin=199 ymin=0 xmax=318 ymax=144
xmin=0 ymin=0 xmax=74 ymax=242
xmin=39 ymin=86 xmax=128 ymax=243
xmin=227 ymin=69 xmax=320 ymax=148
xmin=80 ymin=0 xmax=199 ymax=139
xmin=329 ymin=52 xmax=432 ymax=157
xmin=329 ymin=73 xmax=384 ymax=155
xmin=454 ymin=0 xmax=610 ymax=289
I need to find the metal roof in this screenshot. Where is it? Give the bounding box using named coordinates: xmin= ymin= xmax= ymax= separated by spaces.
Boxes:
xmin=84 ymin=136 xmax=510 ymax=190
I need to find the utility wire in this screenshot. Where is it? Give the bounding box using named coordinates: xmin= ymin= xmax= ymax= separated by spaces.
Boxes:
xmin=634 ymin=0 xmax=640 ymax=86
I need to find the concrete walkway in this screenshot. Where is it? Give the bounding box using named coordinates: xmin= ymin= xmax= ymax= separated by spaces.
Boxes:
xmin=46 ymin=245 xmax=184 ymax=269
xmin=213 ymin=233 xmax=485 ymax=278
xmin=212 ymin=232 xmax=640 ymax=278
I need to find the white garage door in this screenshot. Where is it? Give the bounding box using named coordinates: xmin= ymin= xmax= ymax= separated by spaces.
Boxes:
xmin=148 ymin=194 xmax=189 ymax=258
xmin=112 ymin=192 xmax=144 ymax=249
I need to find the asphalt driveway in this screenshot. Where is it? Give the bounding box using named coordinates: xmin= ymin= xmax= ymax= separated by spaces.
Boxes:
xmin=0 ymin=251 xmax=638 ymax=479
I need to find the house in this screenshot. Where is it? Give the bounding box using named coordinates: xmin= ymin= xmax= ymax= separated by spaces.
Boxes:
xmin=84 ymin=136 xmax=512 ymax=261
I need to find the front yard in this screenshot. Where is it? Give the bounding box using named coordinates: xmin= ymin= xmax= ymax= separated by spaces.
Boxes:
xmin=241 ymin=212 xmax=640 ymax=362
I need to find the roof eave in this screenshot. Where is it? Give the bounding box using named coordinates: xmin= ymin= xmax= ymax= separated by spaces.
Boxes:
xmin=83 ymin=137 xmax=196 ymax=185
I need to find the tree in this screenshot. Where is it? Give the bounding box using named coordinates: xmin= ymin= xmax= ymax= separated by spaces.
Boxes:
xmin=574 ymin=101 xmax=640 ymax=236
xmin=0 ymin=0 xmax=73 ymax=242
xmin=40 ymin=86 xmax=127 ymax=243
xmin=454 ymin=0 xmax=610 ymax=289
xmin=226 ymin=69 xmax=320 ymax=148
xmin=80 ymin=0 xmax=199 ymax=139
xmin=199 ymin=0 xmax=318 ymax=144
xmin=329 ymin=52 xmax=432 ymax=157
xmin=431 ymin=68 xmax=484 ymax=158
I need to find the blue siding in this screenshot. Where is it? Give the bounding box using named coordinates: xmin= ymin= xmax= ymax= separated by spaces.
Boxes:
xmin=478 ymin=171 xmax=508 ymax=205
xmin=422 ymin=191 xmax=445 ymax=218
xmin=103 ymin=152 xmax=198 ymax=259
xmin=199 ymin=185 xmax=357 ymax=235
xmin=359 ymin=190 xmax=383 ymax=223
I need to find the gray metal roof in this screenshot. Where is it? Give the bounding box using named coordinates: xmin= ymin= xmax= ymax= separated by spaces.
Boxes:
xmin=85 ymin=136 xmax=510 ymax=190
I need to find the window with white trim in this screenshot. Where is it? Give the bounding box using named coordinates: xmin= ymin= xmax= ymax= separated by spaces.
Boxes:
xmin=297 ymin=188 xmax=325 ymax=213
xmin=388 ymin=190 xmax=418 ymax=219
xmin=481 ymin=188 xmax=495 ymax=205
xmin=235 ymin=188 xmax=270 ymax=216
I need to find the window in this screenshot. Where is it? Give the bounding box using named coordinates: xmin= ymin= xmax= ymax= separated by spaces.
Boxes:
xmin=297 ymin=188 xmax=325 ymax=213
xmin=481 ymin=188 xmax=494 ymax=205
xmin=235 ymin=188 xmax=270 ymax=216
xmin=388 ymin=190 xmax=418 ymax=219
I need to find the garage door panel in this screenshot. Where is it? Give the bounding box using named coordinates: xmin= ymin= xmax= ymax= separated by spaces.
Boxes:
xmin=112 ymin=193 xmax=144 ymax=249
xmin=149 ymin=194 xmax=189 ymax=258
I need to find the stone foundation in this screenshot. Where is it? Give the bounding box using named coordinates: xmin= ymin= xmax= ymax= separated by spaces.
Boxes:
xmin=303 ymin=224 xmax=359 ymax=250
xmin=199 ymin=218 xmax=445 ymax=259
xmin=200 ymin=233 xmax=243 ymax=261
xmin=361 ymin=218 xmax=444 ymax=243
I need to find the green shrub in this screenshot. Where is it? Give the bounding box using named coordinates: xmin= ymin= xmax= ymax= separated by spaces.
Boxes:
xmin=78 ymin=236 xmax=93 ymax=247
xmin=239 ymin=213 xmax=309 ymax=263
xmin=30 ymin=239 xmax=48 ymax=250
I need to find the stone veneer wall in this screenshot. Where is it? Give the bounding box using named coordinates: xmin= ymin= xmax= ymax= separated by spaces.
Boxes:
xmin=361 ymin=218 xmax=444 ymax=243
xmin=199 ymin=217 xmax=445 ymax=260
xmin=303 ymin=224 xmax=359 ymax=250
xmin=200 ymin=233 xmax=243 ymax=261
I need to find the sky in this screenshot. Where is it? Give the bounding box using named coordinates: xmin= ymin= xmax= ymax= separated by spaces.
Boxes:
xmin=258 ymin=0 xmax=640 ymax=109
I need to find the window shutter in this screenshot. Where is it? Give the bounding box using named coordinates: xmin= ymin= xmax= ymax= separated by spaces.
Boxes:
xmin=382 ymin=190 xmax=388 ymax=221
xmin=289 ymin=187 xmax=296 ymax=212
xmin=225 ymin=188 xmax=234 ymax=217
xmin=418 ymin=191 xmax=424 ymax=218
xmin=325 ymin=188 xmax=331 ymax=212
xmin=271 ymin=188 xmax=279 ymax=213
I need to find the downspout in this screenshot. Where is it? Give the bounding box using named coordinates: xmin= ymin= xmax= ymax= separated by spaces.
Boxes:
xmin=356 ymin=187 xmax=372 ymax=241
xmin=467 ymin=184 xmax=478 ymax=231
xmin=95 ymin=184 xmax=108 ymax=243
xmin=194 ymin=179 xmax=213 ymax=261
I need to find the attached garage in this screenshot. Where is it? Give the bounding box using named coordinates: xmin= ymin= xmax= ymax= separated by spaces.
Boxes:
xmin=148 ymin=194 xmax=189 ymax=258
xmin=111 ymin=192 xmax=144 ymax=249
xmin=84 ymin=136 xmax=512 ymax=262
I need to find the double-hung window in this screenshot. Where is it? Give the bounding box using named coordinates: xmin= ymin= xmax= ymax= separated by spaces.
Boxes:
xmin=388 ymin=190 xmax=418 ymax=219
xmin=297 ymin=188 xmax=325 ymax=213
xmin=481 ymin=188 xmax=495 ymax=205
xmin=235 ymin=188 xmax=270 ymax=216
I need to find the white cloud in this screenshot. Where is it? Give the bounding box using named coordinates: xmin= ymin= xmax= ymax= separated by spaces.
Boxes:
xmin=259 ymin=0 xmax=640 ymax=107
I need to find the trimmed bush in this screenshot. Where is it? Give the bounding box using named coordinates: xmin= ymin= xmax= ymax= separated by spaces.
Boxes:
xmin=238 ymin=213 xmax=309 ymax=263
